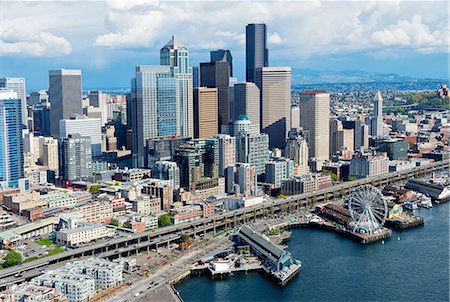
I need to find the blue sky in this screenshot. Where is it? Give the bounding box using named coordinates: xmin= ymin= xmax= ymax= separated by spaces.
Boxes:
xmin=1 ymin=1 xmax=449 ymax=90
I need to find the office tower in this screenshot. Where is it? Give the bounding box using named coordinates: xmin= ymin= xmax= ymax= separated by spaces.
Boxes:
xmin=193 ymin=87 xmax=218 ymax=139
xmin=0 ymin=77 xmax=27 ymax=127
xmin=215 ymin=134 xmax=236 ymax=177
xmin=255 ymin=67 xmax=291 ymax=149
xmin=58 ymin=134 xmax=92 ymax=182
xmin=330 ymin=119 xmax=354 ymax=155
xmin=210 ymin=49 xmax=233 ymax=77
xmin=265 ymin=158 xmax=294 ymax=189
xmin=160 ymin=36 xmax=194 ymax=138
xmin=342 ymin=119 xmax=363 ymax=150
xmin=291 ymin=106 xmax=300 ymax=130
xmin=235 ymin=117 xmax=269 ymax=175
xmin=234 ymin=82 xmax=260 ymax=126
xmin=0 ymin=91 xmax=24 ymax=187
xmin=32 ymin=103 xmax=51 ymax=136
xmin=48 ymin=69 xmax=83 ymax=137
xmin=192 ymin=66 xmax=200 ymax=89
xmin=225 ymin=163 xmax=257 ymax=195
xmin=28 ymin=90 xmax=48 ymax=106
xmin=246 ymin=23 xmax=268 ymax=83
xmin=145 ymin=137 xmax=191 ymax=168
xmin=59 ymin=115 xmax=102 ymax=157
xmin=41 ymin=137 xmax=59 ymax=173
xmin=299 ymin=90 xmax=330 ymax=161
xmin=174 ymin=139 xmax=219 ymax=192
xmin=200 ymin=61 xmax=230 ymax=130
xmin=285 ymin=129 xmax=309 ymax=175
xmin=370 ymin=91 xmax=384 ymax=137
xmin=131 ymin=66 xmax=177 ymax=167
xmin=152 ymin=161 xmax=180 ymax=190
xmin=228 ymin=77 xmax=238 ymax=123
xmin=88 ymin=91 xmax=108 ymax=126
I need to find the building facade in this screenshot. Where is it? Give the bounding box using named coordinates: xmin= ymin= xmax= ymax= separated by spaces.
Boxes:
xmin=246 ymin=23 xmax=268 ymax=83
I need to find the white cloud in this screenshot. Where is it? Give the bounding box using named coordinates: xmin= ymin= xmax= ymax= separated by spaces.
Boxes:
xmin=268 ymin=32 xmax=283 ymax=45
xmin=1 ymin=28 xmax=72 ymax=57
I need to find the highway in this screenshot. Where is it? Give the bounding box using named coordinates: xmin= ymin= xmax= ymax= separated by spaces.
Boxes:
xmin=0 ymin=159 xmax=446 ymax=287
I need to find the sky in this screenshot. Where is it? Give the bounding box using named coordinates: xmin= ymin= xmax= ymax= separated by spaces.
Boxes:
xmin=1 ymin=0 xmax=449 ymax=90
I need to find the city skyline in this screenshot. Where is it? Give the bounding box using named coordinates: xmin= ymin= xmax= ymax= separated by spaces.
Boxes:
xmin=1 ymin=1 xmax=448 ymax=89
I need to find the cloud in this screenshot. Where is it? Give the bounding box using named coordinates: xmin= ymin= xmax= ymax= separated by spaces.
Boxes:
xmin=1 ymin=28 xmax=72 ymax=57
xmin=268 ymin=32 xmax=283 ymax=45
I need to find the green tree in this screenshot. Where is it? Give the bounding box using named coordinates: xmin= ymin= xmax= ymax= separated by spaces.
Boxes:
xmin=349 ymin=176 xmax=357 ymax=181
xmin=89 ymin=185 xmax=102 ymax=194
xmin=2 ymin=250 xmax=22 ymax=268
xmin=110 ymin=220 xmax=121 ymax=227
xmin=158 ymin=214 xmax=173 ymax=227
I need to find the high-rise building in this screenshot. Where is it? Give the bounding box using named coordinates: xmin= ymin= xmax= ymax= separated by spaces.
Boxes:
xmin=225 ymin=163 xmax=257 ymax=195
xmin=0 ymin=77 xmax=27 ymax=127
xmin=370 ymin=91 xmax=384 ymax=137
xmin=285 ymin=129 xmax=309 ymax=175
xmin=215 ymin=134 xmax=236 ymax=177
xmin=58 ymin=134 xmax=92 ymax=182
xmin=349 ymin=151 xmax=389 ymax=179
xmin=32 ymin=103 xmax=51 ymax=136
xmin=330 ymin=119 xmax=354 ymax=155
xmin=255 ymin=67 xmax=291 ymax=149
xmin=200 ymin=61 xmax=230 ymax=130
xmin=153 ymin=161 xmax=180 ymax=190
xmin=265 ymin=158 xmax=294 ymax=189
xmin=246 ymin=23 xmax=268 ymax=83
xmin=59 ymin=115 xmax=102 ymax=157
xmin=210 ymin=49 xmax=233 ymax=77
xmin=174 ymin=139 xmax=219 ymax=192
xmin=193 ymin=87 xmax=218 ymax=139
xmin=0 ymin=90 xmax=24 ymax=188
xmin=342 ymin=119 xmax=363 ymax=150
xmin=88 ymin=91 xmax=108 ymax=126
xmin=48 ymin=69 xmax=83 ymax=138
xmin=235 ymin=117 xmax=269 ymax=175
xmin=160 ymin=36 xmax=194 ymax=138
xmin=192 ymin=66 xmax=200 ymax=89
xmin=290 ymin=106 xmax=300 ymax=130
xmin=28 ymin=90 xmax=48 ymax=106
xmin=299 ymin=90 xmax=330 ymax=161
xmin=145 ymin=137 xmax=191 ymax=168
xmin=234 ymin=82 xmax=260 ymax=126
xmin=131 ymin=66 xmax=177 ymax=167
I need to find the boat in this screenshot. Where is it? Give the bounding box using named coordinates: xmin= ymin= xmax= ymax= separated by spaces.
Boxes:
xmin=417 ymin=193 xmax=432 ymax=208
xmin=403 ymin=202 xmax=418 ymax=210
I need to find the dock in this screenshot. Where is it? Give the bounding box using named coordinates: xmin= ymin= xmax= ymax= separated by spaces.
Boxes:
xmin=385 ymin=213 xmax=424 ymax=229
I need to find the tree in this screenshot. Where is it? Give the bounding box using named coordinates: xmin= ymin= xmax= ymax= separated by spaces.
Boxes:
xmin=89 ymin=185 xmax=102 ymax=194
xmin=349 ymin=176 xmax=357 ymax=181
xmin=158 ymin=214 xmax=172 ymax=227
xmin=110 ymin=220 xmax=121 ymax=227
xmin=2 ymin=250 xmax=22 ymax=268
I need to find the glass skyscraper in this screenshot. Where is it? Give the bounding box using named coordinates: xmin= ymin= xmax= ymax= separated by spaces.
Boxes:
xmin=131 ymin=66 xmax=178 ymax=167
xmin=246 ymin=23 xmax=269 ymax=83
xmin=0 ymin=77 xmax=27 ymax=128
xmin=0 ymin=90 xmax=24 ymax=188
xmin=160 ymin=36 xmax=194 ymax=138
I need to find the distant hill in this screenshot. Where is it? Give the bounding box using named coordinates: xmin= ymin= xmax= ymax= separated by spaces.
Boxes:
xmin=291 ymin=68 xmax=446 ymax=85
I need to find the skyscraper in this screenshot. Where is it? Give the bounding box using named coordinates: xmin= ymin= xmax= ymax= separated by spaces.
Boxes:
xmin=200 ymin=61 xmax=231 ymax=131
xmin=215 ymin=134 xmax=236 ymax=177
xmin=160 ymin=36 xmax=194 ymax=138
xmin=0 ymin=78 xmax=27 ymax=127
xmin=192 ymin=66 xmax=200 ymax=89
xmin=299 ymin=90 xmax=330 ymax=161
xmin=234 ymin=82 xmax=260 ymax=126
xmin=255 ymin=67 xmax=291 ymax=149
xmin=153 ymin=161 xmax=180 ymax=190
xmin=246 ymin=23 xmax=268 ymax=83
xmin=59 ymin=115 xmax=102 ymax=157
xmin=193 ymin=87 xmax=218 ymax=139
xmin=0 ymin=90 xmax=24 ymax=188
xmin=131 ymin=66 xmax=178 ymax=167
xmin=58 ymin=134 xmax=92 ymax=182
xmin=210 ymin=49 xmax=233 ymax=77
xmin=48 ymin=69 xmax=83 ymax=138
xmin=88 ymin=91 xmax=108 ymax=126
xmin=285 ymin=128 xmax=309 ymax=175
xmin=371 ymin=91 xmax=384 ymax=137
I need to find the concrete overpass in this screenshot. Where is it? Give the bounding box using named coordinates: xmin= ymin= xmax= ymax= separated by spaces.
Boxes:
xmin=0 ymin=159 xmax=446 ymax=287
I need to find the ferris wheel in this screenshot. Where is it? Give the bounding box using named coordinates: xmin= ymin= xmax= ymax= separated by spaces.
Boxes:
xmin=348 ymin=185 xmax=388 ymax=234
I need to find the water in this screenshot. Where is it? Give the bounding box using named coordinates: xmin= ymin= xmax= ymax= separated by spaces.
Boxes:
xmin=176 ymin=202 xmax=449 ymax=302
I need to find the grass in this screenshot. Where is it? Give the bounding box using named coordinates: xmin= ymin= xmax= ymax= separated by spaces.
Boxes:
xmin=48 ymin=246 xmax=65 ymax=256
xmin=36 ymin=238 xmax=53 ymax=246
xmin=23 ymin=256 xmax=39 ymax=263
